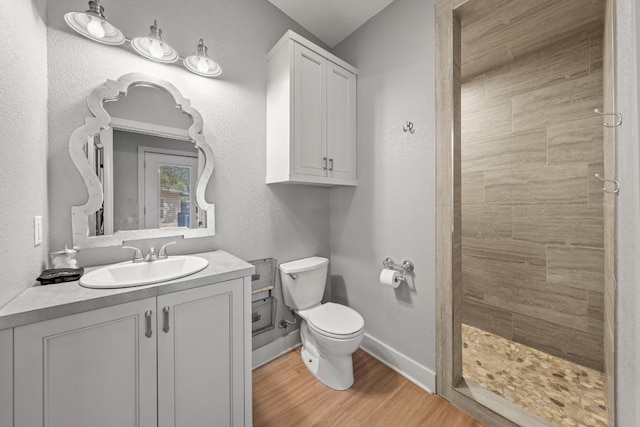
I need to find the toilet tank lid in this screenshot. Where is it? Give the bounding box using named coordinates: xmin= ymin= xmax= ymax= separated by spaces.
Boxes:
xmin=279 ymin=257 xmax=328 ymax=274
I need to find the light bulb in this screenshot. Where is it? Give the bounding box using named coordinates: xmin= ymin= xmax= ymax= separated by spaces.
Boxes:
xmin=197 ymin=57 xmax=209 ymax=73
xmin=149 ymin=38 xmax=164 ymax=59
xmin=86 ymin=16 xmax=105 ymax=39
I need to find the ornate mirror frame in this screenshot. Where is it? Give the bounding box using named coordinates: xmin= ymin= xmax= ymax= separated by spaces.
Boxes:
xmin=69 ymin=72 xmax=215 ymax=248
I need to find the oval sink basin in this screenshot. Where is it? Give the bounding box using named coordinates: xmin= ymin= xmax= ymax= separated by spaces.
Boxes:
xmin=79 ymin=256 xmax=209 ymax=289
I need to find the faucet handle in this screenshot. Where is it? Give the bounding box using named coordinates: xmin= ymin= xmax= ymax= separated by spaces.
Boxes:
xmin=122 ymin=245 xmax=144 ymax=263
xmin=158 ymin=241 xmax=177 ymax=259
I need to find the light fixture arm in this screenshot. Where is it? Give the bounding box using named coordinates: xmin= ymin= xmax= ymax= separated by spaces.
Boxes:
xmin=86 ymin=0 xmax=105 ymax=19
xmin=196 ymin=39 xmax=208 ymax=56
xmin=148 ymin=19 xmax=163 ymax=41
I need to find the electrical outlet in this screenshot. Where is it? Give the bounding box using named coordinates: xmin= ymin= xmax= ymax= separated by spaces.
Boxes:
xmin=34 ymin=216 xmax=42 ymax=246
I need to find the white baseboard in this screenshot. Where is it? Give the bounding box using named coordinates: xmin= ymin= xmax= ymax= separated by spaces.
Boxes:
xmin=252 ymin=330 xmax=301 ymax=370
xmin=360 ymin=333 xmax=436 ymax=394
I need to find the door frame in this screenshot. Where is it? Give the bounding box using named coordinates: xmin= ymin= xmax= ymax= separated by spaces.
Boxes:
xmin=434 ymin=0 xmax=616 ymax=425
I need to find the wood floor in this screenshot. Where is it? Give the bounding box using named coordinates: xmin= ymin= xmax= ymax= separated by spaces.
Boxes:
xmin=253 ymin=348 xmax=484 ymax=427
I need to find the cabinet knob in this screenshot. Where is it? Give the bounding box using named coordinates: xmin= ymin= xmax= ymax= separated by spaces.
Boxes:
xmin=329 ymin=158 xmax=334 ymax=171
xmin=323 ymin=157 xmax=328 ymax=170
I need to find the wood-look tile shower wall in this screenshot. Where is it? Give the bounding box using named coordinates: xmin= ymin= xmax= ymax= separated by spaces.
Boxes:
xmin=461 ymin=25 xmax=605 ymax=370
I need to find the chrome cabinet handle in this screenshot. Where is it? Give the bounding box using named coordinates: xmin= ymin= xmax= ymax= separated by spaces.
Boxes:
xmin=329 ymin=158 xmax=334 ymax=171
xmin=145 ymin=310 xmax=153 ymax=338
xmin=162 ymin=306 xmax=170 ymax=333
xmin=323 ymin=157 xmax=328 ymax=170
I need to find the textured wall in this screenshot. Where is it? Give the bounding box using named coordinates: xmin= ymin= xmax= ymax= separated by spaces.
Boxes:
xmin=331 ymin=0 xmax=437 ymax=376
xmin=45 ymin=0 xmax=331 ymax=350
xmin=0 ymin=0 xmax=49 ymax=307
xmin=460 ymin=25 xmax=605 ymax=369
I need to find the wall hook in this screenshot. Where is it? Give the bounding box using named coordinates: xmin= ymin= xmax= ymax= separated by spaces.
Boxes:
xmin=594 ymin=108 xmax=622 ymax=128
xmin=595 ymin=173 xmax=620 ymax=194
xmin=403 ymin=121 xmax=415 ymax=134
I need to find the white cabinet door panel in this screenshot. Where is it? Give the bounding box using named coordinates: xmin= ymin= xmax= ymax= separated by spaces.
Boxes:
xmin=158 ymin=279 xmax=245 ymax=427
xmin=14 ymin=298 xmax=157 ymax=427
xmin=293 ymin=43 xmax=327 ymax=177
xmin=327 ymin=62 xmax=357 ymax=181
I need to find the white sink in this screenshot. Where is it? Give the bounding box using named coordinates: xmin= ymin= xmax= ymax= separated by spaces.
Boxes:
xmin=79 ymin=256 xmax=209 ymax=289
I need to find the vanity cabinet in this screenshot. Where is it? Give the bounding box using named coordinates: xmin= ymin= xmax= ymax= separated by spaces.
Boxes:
xmin=14 ymin=297 xmax=158 ymax=427
xmin=13 ymin=279 xmax=250 ymax=427
xmin=266 ymin=30 xmax=357 ymax=186
xmin=0 ymin=328 xmax=12 ymax=427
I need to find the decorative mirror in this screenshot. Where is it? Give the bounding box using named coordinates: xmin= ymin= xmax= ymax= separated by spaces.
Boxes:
xmin=69 ymin=72 xmax=215 ymax=248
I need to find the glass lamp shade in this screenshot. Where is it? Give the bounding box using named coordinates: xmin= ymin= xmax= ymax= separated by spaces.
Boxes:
xmin=131 ymin=20 xmax=178 ymax=64
xmin=64 ymin=1 xmax=125 ymax=45
xmin=184 ymin=39 xmax=222 ymax=77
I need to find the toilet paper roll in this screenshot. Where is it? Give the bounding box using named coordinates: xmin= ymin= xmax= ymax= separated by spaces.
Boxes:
xmin=380 ymin=269 xmax=402 ymax=288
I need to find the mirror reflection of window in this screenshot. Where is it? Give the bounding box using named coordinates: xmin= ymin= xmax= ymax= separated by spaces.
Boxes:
xmin=141 ymin=149 xmax=198 ymax=230
xmin=156 ymin=163 xmax=194 ymax=229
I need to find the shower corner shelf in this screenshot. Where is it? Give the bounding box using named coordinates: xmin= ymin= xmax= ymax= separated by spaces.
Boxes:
xmin=248 ymin=258 xmax=278 ymax=335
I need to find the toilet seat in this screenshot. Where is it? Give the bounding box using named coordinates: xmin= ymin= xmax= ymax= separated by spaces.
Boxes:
xmin=307 ymin=303 xmax=364 ymax=339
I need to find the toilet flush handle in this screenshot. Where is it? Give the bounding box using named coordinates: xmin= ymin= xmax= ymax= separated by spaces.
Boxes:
xmin=288 ymin=273 xmax=298 ymax=280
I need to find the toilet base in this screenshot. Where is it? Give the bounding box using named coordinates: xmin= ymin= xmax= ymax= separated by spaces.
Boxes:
xmin=300 ymin=343 xmax=355 ymax=391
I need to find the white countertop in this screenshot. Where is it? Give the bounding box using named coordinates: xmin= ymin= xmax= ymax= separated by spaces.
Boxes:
xmin=0 ymin=250 xmax=254 ymax=330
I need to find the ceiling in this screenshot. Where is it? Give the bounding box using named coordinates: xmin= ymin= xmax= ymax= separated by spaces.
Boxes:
xmin=268 ymin=0 xmax=396 ymax=48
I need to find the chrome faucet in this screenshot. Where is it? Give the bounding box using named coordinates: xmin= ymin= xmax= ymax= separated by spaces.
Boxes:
xmin=122 ymin=246 xmax=144 ymax=263
xmin=144 ymin=247 xmax=159 ymax=262
xmin=122 ymin=241 xmax=176 ymax=263
xmin=158 ymin=241 xmax=176 ymax=259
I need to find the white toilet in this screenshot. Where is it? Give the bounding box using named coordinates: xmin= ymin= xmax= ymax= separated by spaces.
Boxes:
xmin=280 ymin=256 xmax=365 ymax=390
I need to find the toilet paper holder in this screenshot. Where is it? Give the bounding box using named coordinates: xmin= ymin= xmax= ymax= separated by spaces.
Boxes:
xmin=382 ymin=257 xmax=415 ymax=281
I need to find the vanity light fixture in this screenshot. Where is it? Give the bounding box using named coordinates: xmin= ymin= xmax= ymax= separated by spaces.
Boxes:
xmin=64 ymin=0 xmax=125 ymax=45
xmin=64 ymin=3 xmax=222 ymax=78
xmin=183 ymin=39 xmax=222 ymax=77
xmin=131 ymin=20 xmax=179 ymax=63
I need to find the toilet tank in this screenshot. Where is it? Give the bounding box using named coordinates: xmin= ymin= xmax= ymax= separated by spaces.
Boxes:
xmin=279 ymin=257 xmax=329 ymax=310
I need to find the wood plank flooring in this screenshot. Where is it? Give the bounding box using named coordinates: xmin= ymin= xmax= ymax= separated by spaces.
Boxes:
xmin=253 ymin=348 xmax=484 ymax=427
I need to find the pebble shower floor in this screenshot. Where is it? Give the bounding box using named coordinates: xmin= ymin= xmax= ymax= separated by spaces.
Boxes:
xmin=462 ymin=324 xmax=607 ymax=427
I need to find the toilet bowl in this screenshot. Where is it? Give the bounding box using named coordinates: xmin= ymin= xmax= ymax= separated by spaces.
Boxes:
xmin=297 ymin=302 xmax=364 ymax=390
xmin=280 ymin=257 xmax=365 ymax=390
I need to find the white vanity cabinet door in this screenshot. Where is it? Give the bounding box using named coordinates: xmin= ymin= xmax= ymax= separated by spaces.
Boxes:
xmin=0 ymin=328 xmax=12 ymax=427
xmin=327 ymin=61 xmax=357 ymax=181
xmin=157 ymin=279 xmax=250 ymax=427
xmin=14 ymin=298 xmax=158 ymax=427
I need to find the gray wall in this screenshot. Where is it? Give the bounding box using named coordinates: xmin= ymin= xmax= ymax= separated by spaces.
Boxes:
xmin=0 ymin=0 xmax=49 ymax=307
xmin=45 ymin=0 xmax=331 ymax=350
xmin=331 ymin=0 xmax=437 ymax=377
